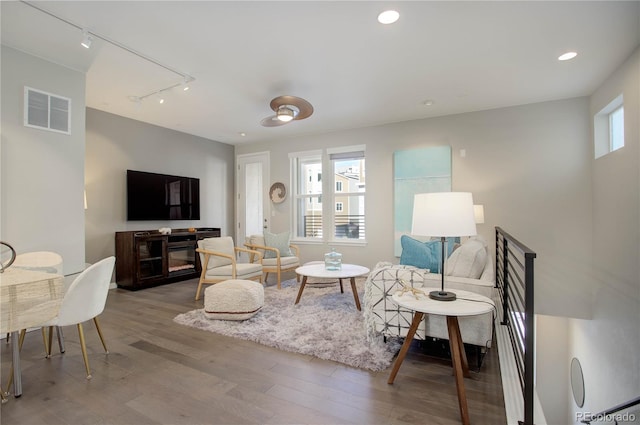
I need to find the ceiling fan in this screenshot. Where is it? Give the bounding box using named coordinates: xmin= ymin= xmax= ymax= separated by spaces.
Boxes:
xmin=261 ymin=95 xmax=314 ymax=127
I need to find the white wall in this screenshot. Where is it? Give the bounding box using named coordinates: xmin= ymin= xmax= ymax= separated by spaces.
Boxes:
xmin=566 ymin=47 xmax=640 ymax=424
xmin=85 ymin=108 xmax=235 ymax=264
xmin=0 ymin=46 xmax=86 ymax=274
xmin=237 ymin=97 xmax=593 ymax=317
xmin=236 ymin=96 xmax=596 ymax=424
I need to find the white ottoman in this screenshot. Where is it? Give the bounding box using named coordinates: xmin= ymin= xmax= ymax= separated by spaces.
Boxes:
xmin=203 ymin=279 xmax=264 ymax=321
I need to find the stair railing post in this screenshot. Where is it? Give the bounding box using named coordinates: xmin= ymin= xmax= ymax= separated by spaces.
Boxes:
xmin=501 ymin=236 xmax=510 ymax=325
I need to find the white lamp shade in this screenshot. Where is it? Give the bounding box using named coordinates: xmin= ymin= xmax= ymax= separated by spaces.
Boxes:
xmin=411 ymin=192 xmax=477 ymax=237
xmin=474 ymin=204 xmax=485 ymax=224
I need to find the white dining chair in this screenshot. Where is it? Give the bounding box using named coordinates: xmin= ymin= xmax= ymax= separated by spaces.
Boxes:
xmin=42 ymin=256 xmax=115 ymax=379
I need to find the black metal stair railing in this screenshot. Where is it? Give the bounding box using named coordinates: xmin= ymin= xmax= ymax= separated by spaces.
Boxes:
xmin=495 ymin=227 xmax=537 ymax=425
xmin=579 ymin=396 xmax=640 ymax=424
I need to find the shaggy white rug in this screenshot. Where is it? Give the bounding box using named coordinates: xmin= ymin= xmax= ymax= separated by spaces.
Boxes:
xmin=173 ymin=278 xmax=400 ymax=371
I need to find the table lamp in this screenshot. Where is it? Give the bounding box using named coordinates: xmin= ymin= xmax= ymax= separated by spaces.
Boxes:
xmin=411 ymin=192 xmax=477 ymax=301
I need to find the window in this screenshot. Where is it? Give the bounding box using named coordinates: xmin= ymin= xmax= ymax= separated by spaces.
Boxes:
xmin=329 ymin=145 xmax=365 ymax=242
xmin=594 ymin=95 xmax=624 ymax=158
xmin=610 ymin=106 xmax=624 ymax=151
xmin=290 ymin=151 xmax=322 ymax=239
xmin=290 ymin=146 xmax=366 ymax=243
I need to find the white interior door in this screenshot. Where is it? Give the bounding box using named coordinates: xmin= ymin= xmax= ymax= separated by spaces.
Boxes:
xmin=236 ymin=152 xmax=270 ymax=248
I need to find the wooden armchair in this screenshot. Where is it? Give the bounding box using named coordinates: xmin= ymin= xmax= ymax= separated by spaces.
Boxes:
xmin=195 ymin=237 xmax=263 ymax=301
xmin=245 ymin=235 xmax=300 ymax=289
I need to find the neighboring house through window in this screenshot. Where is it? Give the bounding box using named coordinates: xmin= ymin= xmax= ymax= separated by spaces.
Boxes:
xmin=329 ymin=145 xmax=366 ymax=242
xmin=290 ymin=150 xmax=322 ymax=240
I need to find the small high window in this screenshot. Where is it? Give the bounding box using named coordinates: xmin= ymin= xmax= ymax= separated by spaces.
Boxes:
xmin=594 ymin=95 xmax=624 ymax=158
xmin=609 ymin=106 xmax=624 ymax=152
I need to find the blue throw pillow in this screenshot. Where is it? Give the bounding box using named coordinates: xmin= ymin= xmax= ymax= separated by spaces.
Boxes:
xmin=399 ymin=235 xmax=457 ymax=272
xmin=263 ymin=231 xmax=293 ymax=258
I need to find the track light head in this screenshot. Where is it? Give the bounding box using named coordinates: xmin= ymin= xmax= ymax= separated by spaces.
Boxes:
xmin=81 ymin=30 xmax=92 ymax=49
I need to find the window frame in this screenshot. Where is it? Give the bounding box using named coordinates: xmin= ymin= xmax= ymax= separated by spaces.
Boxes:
xmin=594 ymin=94 xmax=624 ymax=159
xmin=328 ymin=145 xmax=366 ymax=245
xmin=289 ymin=150 xmax=323 ymax=242
xmin=609 ymin=105 xmax=624 ymax=152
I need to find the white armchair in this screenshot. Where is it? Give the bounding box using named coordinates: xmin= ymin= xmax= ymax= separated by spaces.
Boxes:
xmin=244 ymin=234 xmax=300 ymax=289
xmin=195 ymin=237 xmax=263 ymax=300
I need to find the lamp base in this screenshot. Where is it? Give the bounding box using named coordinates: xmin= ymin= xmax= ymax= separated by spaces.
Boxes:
xmin=429 ymin=290 xmax=457 ymax=301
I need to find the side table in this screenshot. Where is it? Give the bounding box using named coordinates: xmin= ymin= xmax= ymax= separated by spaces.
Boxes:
xmin=387 ymin=289 xmax=495 ymax=425
xmin=294 ymin=263 xmax=369 ymax=311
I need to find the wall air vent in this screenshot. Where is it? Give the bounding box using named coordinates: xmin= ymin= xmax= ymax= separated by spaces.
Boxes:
xmin=24 ymin=86 xmax=71 ymax=134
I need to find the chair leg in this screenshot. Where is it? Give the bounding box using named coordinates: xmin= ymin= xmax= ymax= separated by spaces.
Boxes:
xmin=56 ymin=326 xmax=65 ymax=353
xmin=195 ymin=280 xmax=204 ymax=301
xmin=77 ymin=323 xmax=92 ymax=380
xmin=93 ymin=317 xmax=109 ymax=354
xmin=41 ymin=327 xmax=51 ymax=358
xmin=6 ymin=329 xmax=26 ymax=393
xmin=277 ymin=269 xmax=282 ymax=289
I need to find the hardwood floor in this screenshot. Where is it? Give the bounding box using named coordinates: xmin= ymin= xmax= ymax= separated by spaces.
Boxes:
xmin=0 ymin=277 xmax=506 ymax=425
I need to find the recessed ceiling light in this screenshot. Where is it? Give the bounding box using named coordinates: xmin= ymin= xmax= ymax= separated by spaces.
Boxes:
xmin=558 ymin=51 xmax=578 ymax=61
xmin=378 ymin=10 xmax=399 ymax=25
xmin=422 ymin=99 xmax=434 ymax=106
xmin=239 ymin=132 xmax=246 ymax=137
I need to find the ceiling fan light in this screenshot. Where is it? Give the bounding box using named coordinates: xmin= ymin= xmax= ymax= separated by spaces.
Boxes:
xmin=276 ymin=106 xmax=295 ymax=122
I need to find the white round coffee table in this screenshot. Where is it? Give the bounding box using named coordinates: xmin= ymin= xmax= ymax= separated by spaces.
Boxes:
xmin=294 ymin=263 xmax=369 ymax=310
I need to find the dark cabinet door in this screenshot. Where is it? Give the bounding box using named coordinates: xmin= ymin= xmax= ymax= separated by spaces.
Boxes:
xmin=135 ymin=236 xmax=167 ymax=282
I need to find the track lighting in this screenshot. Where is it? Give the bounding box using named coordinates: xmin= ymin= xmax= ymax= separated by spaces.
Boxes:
xmin=81 ymin=30 xmax=92 ymax=49
xmin=19 ymin=2 xmax=196 ymax=107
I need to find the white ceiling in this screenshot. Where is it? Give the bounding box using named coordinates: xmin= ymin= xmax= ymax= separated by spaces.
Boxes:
xmin=2 ymin=1 xmax=639 ymax=145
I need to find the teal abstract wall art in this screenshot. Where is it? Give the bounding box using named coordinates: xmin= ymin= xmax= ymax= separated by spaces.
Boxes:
xmin=393 ymin=146 xmax=452 ymax=256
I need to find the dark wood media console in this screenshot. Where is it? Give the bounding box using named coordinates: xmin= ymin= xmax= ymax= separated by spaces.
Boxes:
xmin=115 ymin=228 xmax=220 ymax=290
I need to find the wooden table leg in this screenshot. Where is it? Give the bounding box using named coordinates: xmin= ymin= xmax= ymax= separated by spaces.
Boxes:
xmin=388 ymin=312 xmax=424 ymax=384
xmin=349 ymin=277 xmax=361 ymax=311
xmin=294 ymin=275 xmax=308 ymax=305
xmin=447 ymin=316 xmax=470 ymax=425
xmin=339 ymin=278 xmax=344 ymax=293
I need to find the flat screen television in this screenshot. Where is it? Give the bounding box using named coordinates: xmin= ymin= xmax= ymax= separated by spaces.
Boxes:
xmin=127 ymin=170 xmax=200 ymax=221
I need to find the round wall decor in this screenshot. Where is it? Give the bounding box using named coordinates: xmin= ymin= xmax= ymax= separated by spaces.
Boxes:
xmin=269 ymin=182 xmax=286 ymax=204
xmin=570 ymin=357 xmax=585 ymax=407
